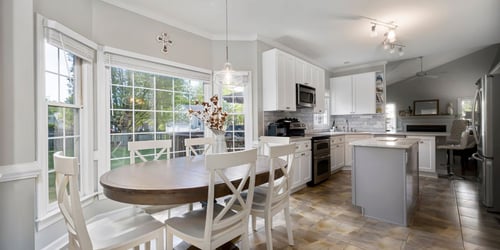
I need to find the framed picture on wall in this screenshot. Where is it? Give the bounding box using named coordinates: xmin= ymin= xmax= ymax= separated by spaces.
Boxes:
xmin=413 ymin=99 xmax=439 ymax=115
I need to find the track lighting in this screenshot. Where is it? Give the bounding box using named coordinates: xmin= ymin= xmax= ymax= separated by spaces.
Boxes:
xmin=370 ymin=24 xmax=378 ymax=37
xmin=368 ymin=18 xmax=405 ymax=56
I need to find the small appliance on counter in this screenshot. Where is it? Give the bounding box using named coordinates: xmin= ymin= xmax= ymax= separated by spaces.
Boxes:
xmin=266 ymin=117 xmax=306 ymax=137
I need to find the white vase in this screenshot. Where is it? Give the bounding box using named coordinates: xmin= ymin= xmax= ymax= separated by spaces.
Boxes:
xmin=210 ymin=129 xmax=227 ymax=153
xmin=447 ymin=102 xmax=454 ymax=115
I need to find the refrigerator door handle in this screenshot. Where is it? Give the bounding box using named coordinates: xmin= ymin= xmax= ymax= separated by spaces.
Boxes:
xmin=472 ymin=152 xmax=484 ymax=162
xmin=472 ymin=87 xmax=481 ymax=144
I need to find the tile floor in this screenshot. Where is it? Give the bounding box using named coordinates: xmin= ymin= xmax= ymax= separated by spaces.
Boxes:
xmin=168 ymin=170 xmax=500 ymax=250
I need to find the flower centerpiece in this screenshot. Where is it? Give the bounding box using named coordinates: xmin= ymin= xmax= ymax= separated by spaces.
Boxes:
xmin=188 ymin=95 xmax=228 ymax=152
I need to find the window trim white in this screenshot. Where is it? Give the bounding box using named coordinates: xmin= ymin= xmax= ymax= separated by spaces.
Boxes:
xmin=212 ymin=71 xmax=253 ymax=150
xmin=35 ymin=14 xmax=97 ymax=229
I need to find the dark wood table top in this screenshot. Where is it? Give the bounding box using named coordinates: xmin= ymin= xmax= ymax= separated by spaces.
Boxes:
xmin=100 ymin=155 xmax=282 ymax=205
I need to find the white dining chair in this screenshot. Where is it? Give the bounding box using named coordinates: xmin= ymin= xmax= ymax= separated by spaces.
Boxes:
xmin=253 ymin=144 xmax=296 ymax=250
xmin=185 ymin=137 xmax=216 ymax=159
xmin=128 ymin=139 xmax=187 ymax=215
xmin=54 ymin=151 xmax=164 ymax=250
xmin=128 ymin=139 xmax=172 ymax=164
xmin=258 ymin=136 xmax=291 ymax=156
xmin=165 ymin=148 xmax=257 ymax=250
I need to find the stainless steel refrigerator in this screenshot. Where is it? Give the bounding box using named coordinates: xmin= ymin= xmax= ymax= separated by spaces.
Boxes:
xmin=472 ymin=74 xmax=500 ymax=212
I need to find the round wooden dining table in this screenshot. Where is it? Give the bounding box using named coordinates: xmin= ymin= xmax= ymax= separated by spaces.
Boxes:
xmin=100 ymin=155 xmax=284 ymax=205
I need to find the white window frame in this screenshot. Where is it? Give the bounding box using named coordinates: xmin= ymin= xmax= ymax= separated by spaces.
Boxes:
xmin=35 ymin=15 xmax=97 ymax=230
xmin=213 ymin=71 xmax=253 ymax=150
xmin=98 ymin=47 xmax=213 ymax=192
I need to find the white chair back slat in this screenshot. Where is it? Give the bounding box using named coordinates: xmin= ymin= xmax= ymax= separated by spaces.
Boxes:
xmin=54 ymin=151 xmax=93 ymax=250
xmin=258 ymin=136 xmax=290 ymax=156
xmin=185 ymin=137 xmax=215 ymax=158
xmin=204 ymin=148 xmax=257 ymax=242
xmin=128 ymin=140 xmax=172 ymax=164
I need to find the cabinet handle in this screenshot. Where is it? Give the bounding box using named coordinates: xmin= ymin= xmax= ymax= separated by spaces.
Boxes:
xmin=301 ymin=153 xmax=305 ymax=156
xmin=286 ymin=107 xmax=290 ymax=109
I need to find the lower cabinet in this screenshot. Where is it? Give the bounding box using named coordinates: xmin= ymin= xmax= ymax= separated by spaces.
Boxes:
xmin=291 ymin=140 xmax=312 ymax=191
xmin=330 ymin=135 xmax=345 ymax=172
xmin=407 ymin=135 xmax=436 ymax=175
xmin=344 ymin=134 xmax=373 ymax=167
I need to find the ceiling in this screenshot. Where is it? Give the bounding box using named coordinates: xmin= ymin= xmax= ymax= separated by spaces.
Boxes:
xmin=101 ymin=0 xmax=500 ymax=84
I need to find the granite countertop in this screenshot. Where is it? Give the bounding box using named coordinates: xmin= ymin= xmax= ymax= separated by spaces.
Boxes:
xmin=350 ymin=137 xmax=420 ymax=149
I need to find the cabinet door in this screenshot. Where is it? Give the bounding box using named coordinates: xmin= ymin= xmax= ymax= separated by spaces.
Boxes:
xmin=301 ymin=150 xmax=312 ymax=183
xmin=352 ymin=72 xmax=376 ymax=114
xmin=292 ymin=152 xmax=302 ymax=189
xmin=277 ymin=51 xmax=296 ymax=111
xmin=263 ymin=49 xmax=296 ymax=111
xmin=294 ymin=58 xmax=305 ymax=84
xmin=330 ymin=75 xmax=353 ymax=115
xmin=333 ymin=143 xmax=345 ymax=171
xmin=407 ymin=136 xmax=436 ymax=173
xmin=313 ymin=67 xmax=325 ymax=113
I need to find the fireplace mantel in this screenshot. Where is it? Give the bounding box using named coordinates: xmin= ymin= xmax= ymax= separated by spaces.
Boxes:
xmin=398 ymin=115 xmax=456 ymax=132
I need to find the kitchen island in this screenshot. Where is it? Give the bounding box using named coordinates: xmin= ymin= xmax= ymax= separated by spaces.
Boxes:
xmin=351 ymin=137 xmax=420 ymax=226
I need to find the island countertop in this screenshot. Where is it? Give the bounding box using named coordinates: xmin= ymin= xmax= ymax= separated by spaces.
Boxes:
xmin=349 ymin=137 xmax=420 ymax=149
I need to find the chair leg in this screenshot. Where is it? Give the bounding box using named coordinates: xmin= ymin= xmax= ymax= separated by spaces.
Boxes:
xmin=241 ymin=231 xmax=250 ymax=250
xmin=284 ymin=206 xmax=294 ymax=246
xmin=265 ymin=214 xmax=273 ymax=250
xmin=166 ymin=229 xmax=174 ymax=250
xmin=157 ymin=229 xmax=164 ymax=250
xmin=251 ymin=215 xmax=257 ymax=231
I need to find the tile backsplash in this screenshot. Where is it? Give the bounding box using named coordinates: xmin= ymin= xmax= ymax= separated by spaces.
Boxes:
xmin=331 ymin=114 xmax=386 ymax=132
xmin=264 ymin=109 xmax=386 ymax=134
xmin=264 ymin=108 xmax=315 ymax=134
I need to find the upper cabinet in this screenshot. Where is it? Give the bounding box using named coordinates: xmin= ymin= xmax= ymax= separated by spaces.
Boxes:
xmin=311 ymin=65 xmax=325 ymax=114
xmin=263 ymin=48 xmax=326 ymax=113
xmin=263 ymin=49 xmax=296 ymax=111
xmin=330 ymin=71 xmax=385 ymax=115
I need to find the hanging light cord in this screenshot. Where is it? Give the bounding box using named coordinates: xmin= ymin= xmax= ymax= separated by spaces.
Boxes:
xmin=225 ymin=0 xmax=229 ymax=64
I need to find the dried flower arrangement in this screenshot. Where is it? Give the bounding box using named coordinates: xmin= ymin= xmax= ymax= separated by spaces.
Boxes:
xmin=188 ymin=95 xmax=228 ymax=132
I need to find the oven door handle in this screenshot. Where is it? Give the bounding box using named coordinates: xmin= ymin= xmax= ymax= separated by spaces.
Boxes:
xmin=314 ymin=154 xmax=331 ymax=160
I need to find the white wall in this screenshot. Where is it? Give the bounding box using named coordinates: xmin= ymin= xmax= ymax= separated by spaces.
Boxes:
xmin=387 ymin=45 xmax=500 ymax=115
xmin=0 ymin=1 xmax=36 ymax=248
xmin=0 ymin=0 xmax=36 ymax=165
xmin=92 ymin=0 xmax=213 ymax=69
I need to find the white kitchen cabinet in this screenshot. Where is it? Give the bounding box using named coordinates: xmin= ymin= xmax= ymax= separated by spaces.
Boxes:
xmin=294 ymin=58 xmax=312 ymax=86
xmin=344 ymin=134 xmax=373 ymax=167
xmin=312 ymin=66 xmax=326 ymax=114
xmin=291 ymin=140 xmax=312 ymax=191
xmin=263 ymin=49 xmax=296 ymax=111
xmin=407 ymin=135 xmax=436 ymax=175
xmin=330 ymin=72 xmax=376 ymax=115
xmin=330 ymin=135 xmax=345 ymax=173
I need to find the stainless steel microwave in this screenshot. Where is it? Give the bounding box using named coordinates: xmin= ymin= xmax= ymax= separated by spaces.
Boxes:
xmin=296 ymin=83 xmax=316 ymax=108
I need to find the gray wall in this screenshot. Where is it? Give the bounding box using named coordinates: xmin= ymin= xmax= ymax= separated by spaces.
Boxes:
xmin=387 ymin=45 xmax=500 ymax=115
xmin=0 ymin=0 xmax=36 ymax=248
xmin=0 ymin=0 xmax=36 ymax=165
xmin=92 ymin=0 xmax=213 ymax=69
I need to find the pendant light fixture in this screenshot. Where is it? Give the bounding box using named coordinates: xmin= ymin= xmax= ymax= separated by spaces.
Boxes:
xmin=222 ymin=0 xmax=233 ymax=84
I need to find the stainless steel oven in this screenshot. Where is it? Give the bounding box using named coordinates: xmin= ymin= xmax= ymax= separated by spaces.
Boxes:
xmin=309 ymin=136 xmax=331 ymax=186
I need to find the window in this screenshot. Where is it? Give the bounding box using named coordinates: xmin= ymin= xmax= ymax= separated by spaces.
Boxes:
xmin=314 ymin=92 xmax=330 ymax=130
xmin=45 ymin=43 xmax=82 ymax=203
xmin=457 ymin=97 xmax=473 ymax=121
xmin=385 ymin=103 xmax=396 ymax=132
xmin=108 ymin=67 xmax=208 ymax=168
xmin=214 ymin=71 xmax=252 ymax=152
xmin=36 ymin=16 xmax=97 ymax=222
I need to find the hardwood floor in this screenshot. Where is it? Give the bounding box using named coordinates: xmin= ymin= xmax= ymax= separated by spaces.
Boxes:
xmin=168 ymin=170 xmax=500 ymax=250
